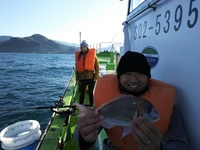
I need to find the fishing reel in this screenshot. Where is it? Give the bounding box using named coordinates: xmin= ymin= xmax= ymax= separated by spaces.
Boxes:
xmin=55 ymin=96 xmax=65 ymax=107
xmin=51 ymin=95 xmax=77 ymax=118
xmin=51 ymin=107 xmax=76 ymax=118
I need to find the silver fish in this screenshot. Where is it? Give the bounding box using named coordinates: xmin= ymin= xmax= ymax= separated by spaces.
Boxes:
xmin=74 ymin=95 xmax=159 ymax=137
xmin=98 ymin=95 xmax=159 ymax=127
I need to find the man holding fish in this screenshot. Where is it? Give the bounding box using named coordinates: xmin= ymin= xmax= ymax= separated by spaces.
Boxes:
xmin=75 ymin=51 xmax=190 ymax=150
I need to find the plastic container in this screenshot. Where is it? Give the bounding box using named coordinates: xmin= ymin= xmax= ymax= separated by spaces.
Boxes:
xmin=0 ymin=120 xmax=41 ymax=150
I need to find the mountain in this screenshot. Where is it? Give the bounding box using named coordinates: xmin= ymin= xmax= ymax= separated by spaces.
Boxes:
xmin=54 ymin=40 xmax=79 ymax=47
xmin=0 ymin=36 xmax=12 ymax=44
xmin=0 ymin=34 xmax=78 ymax=54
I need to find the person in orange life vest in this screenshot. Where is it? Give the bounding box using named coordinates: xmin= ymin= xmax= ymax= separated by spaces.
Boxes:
xmin=75 ymin=40 xmax=99 ymax=105
xmin=76 ymin=51 xmax=190 ymax=150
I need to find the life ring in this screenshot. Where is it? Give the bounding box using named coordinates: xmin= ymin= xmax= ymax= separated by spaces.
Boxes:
xmin=0 ymin=120 xmax=41 ymax=150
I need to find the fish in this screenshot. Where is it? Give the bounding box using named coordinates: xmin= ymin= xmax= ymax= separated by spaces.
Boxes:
xmin=74 ymin=95 xmax=159 ymax=137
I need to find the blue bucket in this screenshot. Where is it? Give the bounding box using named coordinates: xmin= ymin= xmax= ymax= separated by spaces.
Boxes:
xmin=21 ymin=140 xmax=39 ymax=150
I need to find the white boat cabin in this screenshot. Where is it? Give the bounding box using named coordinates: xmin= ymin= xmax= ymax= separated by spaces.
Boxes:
xmin=122 ymin=0 xmax=200 ymax=149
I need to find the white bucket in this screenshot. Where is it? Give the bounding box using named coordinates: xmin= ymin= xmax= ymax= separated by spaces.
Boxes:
xmin=0 ymin=120 xmax=41 ymax=150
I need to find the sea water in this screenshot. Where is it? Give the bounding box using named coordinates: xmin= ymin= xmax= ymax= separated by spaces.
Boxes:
xmin=0 ymin=53 xmax=75 ymax=146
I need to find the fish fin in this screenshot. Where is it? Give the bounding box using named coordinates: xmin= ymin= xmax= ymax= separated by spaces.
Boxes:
xmin=100 ymin=121 xmax=114 ymax=129
xmin=121 ymin=126 xmax=131 ymax=139
xmin=73 ymin=103 xmax=89 ymax=117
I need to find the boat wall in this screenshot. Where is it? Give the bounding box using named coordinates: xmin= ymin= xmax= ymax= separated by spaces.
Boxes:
xmin=123 ymin=0 xmax=200 ymax=149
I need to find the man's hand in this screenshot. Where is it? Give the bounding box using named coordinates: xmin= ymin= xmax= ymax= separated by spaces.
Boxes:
xmin=77 ymin=109 xmax=104 ymax=142
xmin=131 ymin=116 xmax=163 ymax=150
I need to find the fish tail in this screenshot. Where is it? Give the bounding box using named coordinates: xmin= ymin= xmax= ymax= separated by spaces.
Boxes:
xmin=121 ymin=126 xmax=132 ymax=139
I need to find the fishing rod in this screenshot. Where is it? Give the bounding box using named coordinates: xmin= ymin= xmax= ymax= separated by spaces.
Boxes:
xmin=0 ymin=104 xmax=92 ymax=111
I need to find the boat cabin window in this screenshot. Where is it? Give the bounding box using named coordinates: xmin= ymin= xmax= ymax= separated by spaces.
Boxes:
xmin=128 ymin=0 xmax=160 ymax=15
xmin=129 ymin=0 xmax=145 ymax=12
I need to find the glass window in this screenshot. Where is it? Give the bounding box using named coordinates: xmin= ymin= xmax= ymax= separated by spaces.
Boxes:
xmin=130 ymin=0 xmax=145 ymax=12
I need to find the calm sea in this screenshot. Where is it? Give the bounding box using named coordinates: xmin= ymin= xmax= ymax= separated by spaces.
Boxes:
xmin=0 ymin=53 xmax=75 ymax=134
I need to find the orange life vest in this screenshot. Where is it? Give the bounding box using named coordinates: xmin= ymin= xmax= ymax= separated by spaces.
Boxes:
xmin=75 ymin=48 xmax=96 ymax=73
xmin=94 ymin=74 xmax=176 ymax=150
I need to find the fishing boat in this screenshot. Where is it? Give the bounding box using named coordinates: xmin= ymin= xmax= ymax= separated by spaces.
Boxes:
xmin=1 ymin=0 xmax=200 ymax=149
xmin=39 ymin=0 xmax=199 ymax=149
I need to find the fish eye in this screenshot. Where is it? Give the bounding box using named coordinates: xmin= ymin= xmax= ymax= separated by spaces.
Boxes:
xmin=147 ymin=108 xmax=152 ymax=113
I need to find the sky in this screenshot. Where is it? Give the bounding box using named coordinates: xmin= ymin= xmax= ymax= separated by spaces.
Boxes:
xmin=0 ymin=0 xmax=128 ymax=46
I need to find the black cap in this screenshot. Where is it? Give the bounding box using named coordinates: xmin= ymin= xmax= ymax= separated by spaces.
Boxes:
xmin=117 ymin=51 xmax=151 ymax=79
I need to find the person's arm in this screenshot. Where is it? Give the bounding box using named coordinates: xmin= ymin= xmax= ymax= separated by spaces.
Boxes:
xmin=75 ymin=62 xmax=79 ymax=82
xmin=74 ymin=127 xmax=95 ymax=150
xmin=161 ymin=106 xmax=191 ymax=150
xmin=130 ymin=106 xmax=190 ymax=150
xmin=75 ymin=109 xmax=104 ymax=149
xmin=93 ymin=56 xmax=100 ymax=80
xmin=76 ymin=132 xmax=96 ymax=150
